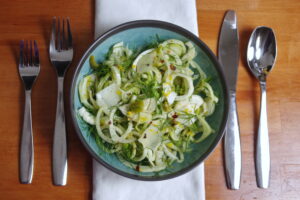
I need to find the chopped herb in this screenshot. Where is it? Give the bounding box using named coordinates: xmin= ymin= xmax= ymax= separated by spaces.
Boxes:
xmin=121 ymin=143 xmax=134 ymax=160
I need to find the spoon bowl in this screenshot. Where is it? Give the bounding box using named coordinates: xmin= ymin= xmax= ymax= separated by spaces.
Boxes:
xmin=246 ymin=26 xmax=277 ymax=189
xmin=247 ymin=26 xmax=277 ymax=81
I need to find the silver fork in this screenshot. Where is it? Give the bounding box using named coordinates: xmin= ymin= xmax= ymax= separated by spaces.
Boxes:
xmin=49 ymin=17 xmax=73 ymax=186
xmin=18 ymin=40 xmax=40 ymax=184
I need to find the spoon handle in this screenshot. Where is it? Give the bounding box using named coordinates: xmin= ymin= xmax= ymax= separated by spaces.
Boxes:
xmin=256 ymin=81 xmax=270 ymax=188
xmin=224 ymin=92 xmax=241 ymax=189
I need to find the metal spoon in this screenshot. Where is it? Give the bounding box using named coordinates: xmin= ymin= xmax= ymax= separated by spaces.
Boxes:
xmin=247 ymin=26 xmax=277 ymax=188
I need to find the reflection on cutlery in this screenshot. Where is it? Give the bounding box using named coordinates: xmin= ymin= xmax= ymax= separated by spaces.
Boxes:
xmin=18 ymin=40 xmax=40 ymax=184
xmin=218 ymin=10 xmax=241 ymax=190
xmin=49 ymin=17 xmax=73 ymax=186
xmin=247 ymin=26 xmax=276 ymax=188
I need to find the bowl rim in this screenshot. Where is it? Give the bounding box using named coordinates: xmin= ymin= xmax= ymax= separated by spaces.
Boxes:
xmin=70 ymin=20 xmax=229 ymax=181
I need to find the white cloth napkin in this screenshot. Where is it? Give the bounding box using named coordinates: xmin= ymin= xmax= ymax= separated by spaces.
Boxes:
xmin=93 ymin=0 xmax=205 ymax=200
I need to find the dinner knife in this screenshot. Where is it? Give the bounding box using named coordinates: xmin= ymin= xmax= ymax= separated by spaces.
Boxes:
xmin=218 ymin=10 xmax=241 ymax=190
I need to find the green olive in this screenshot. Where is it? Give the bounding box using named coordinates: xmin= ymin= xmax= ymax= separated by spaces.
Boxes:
xmin=89 ymin=55 xmax=101 ymax=69
xmin=129 ymin=100 xmax=144 ymax=113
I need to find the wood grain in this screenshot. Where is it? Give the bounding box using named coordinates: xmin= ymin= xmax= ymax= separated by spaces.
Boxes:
xmin=0 ymin=0 xmax=299 ymax=199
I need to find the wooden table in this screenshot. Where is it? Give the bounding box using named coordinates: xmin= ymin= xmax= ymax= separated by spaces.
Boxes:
xmin=1 ymin=0 xmax=299 ymax=199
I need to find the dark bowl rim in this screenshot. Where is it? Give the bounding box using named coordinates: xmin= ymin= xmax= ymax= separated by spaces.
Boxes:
xmin=70 ymin=19 xmax=229 ymax=181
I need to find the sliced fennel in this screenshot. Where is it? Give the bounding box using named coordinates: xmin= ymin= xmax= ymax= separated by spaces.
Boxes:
xmin=78 ymin=107 xmax=95 ymax=125
xmin=77 ymin=39 xmax=218 ymax=172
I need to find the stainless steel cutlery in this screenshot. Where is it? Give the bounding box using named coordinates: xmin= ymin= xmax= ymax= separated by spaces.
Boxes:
xmin=18 ymin=40 xmax=40 ymax=184
xmin=18 ymin=17 xmax=73 ymax=186
xmin=218 ymin=10 xmax=241 ymax=190
xmin=18 ymin=17 xmax=73 ymax=185
xmin=218 ymin=10 xmax=276 ymax=189
xmin=247 ymin=26 xmax=277 ymax=188
xmin=49 ymin=17 xmax=74 ymax=186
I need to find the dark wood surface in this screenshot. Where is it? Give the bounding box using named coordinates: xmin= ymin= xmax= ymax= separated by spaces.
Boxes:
xmin=1 ymin=0 xmax=300 ymax=199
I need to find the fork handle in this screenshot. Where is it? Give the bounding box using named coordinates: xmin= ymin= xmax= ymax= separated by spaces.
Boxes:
xmin=20 ymin=90 xmax=34 ymax=184
xmin=52 ymin=77 xmax=68 ymax=186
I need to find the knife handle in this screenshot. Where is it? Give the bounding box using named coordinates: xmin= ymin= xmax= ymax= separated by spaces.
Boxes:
xmin=224 ymin=92 xmax=241 ymax=190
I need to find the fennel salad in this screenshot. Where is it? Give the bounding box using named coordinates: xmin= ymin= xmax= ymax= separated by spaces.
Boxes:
xmin=77 ymin=39 xmax=218 ymax=172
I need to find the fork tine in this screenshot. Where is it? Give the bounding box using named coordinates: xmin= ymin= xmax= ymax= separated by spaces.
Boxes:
xmin=19 ymin=40 xmax=24 ymax=67
xmin=33 ymin=40 xmax=39 ymax=66
xmin=29 ymin=40 xmax=33 ymax=66
xmin=57 ymin=17 xmax=61 ymax=51
xmin=25 ymin=40 xmax=29 ymax=66
xmin=62 ymin=18 xmax=66 ymax=50
xmin=50 ymin=17 xmax=56 ymax=52
xmin=66 ymin=18 xmax=72 ymax=49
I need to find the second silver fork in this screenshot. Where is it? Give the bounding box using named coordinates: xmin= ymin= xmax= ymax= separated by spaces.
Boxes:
xmin=49 ymin=17 xmax=73 ymax=186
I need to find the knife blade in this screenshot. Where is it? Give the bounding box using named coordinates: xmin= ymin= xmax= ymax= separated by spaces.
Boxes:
xmin=218 ymin=10 xmax=241 ymax=190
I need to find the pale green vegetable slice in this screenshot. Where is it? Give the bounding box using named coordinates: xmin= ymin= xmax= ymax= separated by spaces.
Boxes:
xmin=78 ymin=107 xmax=95 ymax=125
xmin=132 ymin=49 xmax=155 ymax=70
xmin=163 ymin=72 xmax=194 ymax=101
xmin=194 ymin=116 xmax=214 ymax=143
xmin=96 ymin=83 xmax=121 ymax=108
xmin=161 ymin=39 xmax=186 ymax=56
xmin=138 ymin=123 xmax=162 ymax=151
xmin=182 ymin=41 xmax=196 ymax=62
xmin=79 ymin=73 xmax=96 ymax=109
xmin=111 ymin=66 xmax=121 ymax=85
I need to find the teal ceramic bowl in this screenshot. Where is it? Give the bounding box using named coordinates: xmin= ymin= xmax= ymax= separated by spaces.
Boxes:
xmin=70 ymin=20 xmax=228 ymax=181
